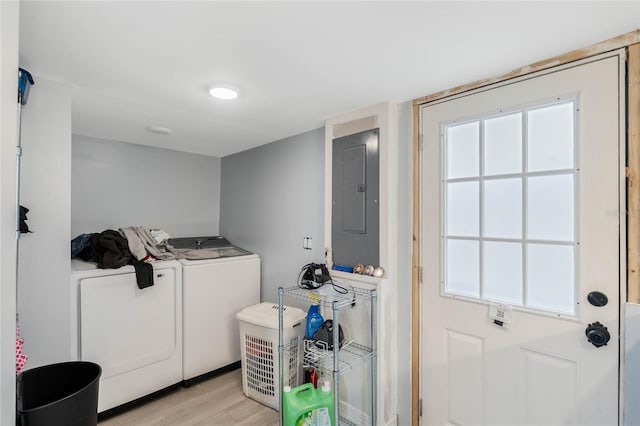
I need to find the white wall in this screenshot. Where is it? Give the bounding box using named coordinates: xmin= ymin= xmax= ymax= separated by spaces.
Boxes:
xmin=72 ymin=135 xmax=221 ymax=238
xmin=324 ymin=102 xmax=400 ymax=425
xmin=395 ymin=101 xmax=413 ymax=424
xmin=625 ymin=303 xmax=640 ymax=425
xmin=17 ymin=77 xmax=72 ymax=368
xmin=0 ymin=1 xmax=19 ymax=423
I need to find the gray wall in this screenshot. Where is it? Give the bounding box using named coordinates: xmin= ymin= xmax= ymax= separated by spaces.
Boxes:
xmin=219 ymin=128 xmax=325 ymax=304
xmin=220 ymin=117 xmax=414 ymax=421
xmin=72 ymin=135 xmax=221 ymax=238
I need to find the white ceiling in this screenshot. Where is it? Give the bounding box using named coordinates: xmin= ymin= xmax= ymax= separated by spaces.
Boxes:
xmin=18 ymin=1 xmax=640 ymax=157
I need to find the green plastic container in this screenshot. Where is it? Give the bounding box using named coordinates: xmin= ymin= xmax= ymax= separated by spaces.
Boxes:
xmin=282 ymin=382 xmax=334 ymax=426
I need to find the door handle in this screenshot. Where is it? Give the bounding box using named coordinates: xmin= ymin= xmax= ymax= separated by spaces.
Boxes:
xmin=585 ymin=321 xmax=610 ymax=347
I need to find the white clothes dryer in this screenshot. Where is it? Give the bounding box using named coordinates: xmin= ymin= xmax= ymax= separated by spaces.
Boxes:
xmin=70 ymin=259 xmax=183 ymax=413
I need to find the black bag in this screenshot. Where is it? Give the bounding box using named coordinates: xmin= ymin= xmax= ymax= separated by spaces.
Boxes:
xmin=312 ymin=319 xmax=344 ymax=350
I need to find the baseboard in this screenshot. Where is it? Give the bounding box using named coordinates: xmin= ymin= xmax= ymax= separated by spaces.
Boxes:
xmin=337 ymin=401 xmax=398 ymax=426
xmin=182 ymin=360 xmax=241 ymax=387
xmin=385 ymin=413 xmax=398 ymax=426
xmin=98 ymin=382 xmax=181 ymax=421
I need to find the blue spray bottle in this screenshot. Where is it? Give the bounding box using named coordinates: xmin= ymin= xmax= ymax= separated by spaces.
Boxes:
xmin=306 ymin=304 xmax=324 ymax=339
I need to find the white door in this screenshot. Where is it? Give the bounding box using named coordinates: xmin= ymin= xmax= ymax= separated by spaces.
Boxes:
xmin=420 ymin=51 xmax=625 ymax=426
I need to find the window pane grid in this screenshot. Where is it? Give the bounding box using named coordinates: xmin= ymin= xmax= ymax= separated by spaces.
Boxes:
xmin=478 ymin=119 xmax=485 ymax=299
xmin=446 ymin=235 xmax=575 ymax=246
xmin=522 ymin=108 xmax=529 ymax=307
xmin=442 ymin=99 xmax=577 ymax=315
xmin=445 ymin=169 xmax=575 ymax=184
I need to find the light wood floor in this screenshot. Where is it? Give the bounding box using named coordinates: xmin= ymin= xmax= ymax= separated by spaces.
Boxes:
xmin=99 ymin=369 xmax=279 ymax=426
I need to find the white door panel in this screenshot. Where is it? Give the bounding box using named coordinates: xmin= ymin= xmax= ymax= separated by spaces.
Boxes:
xmin=421 ymin=53 xmax=624 ymax=425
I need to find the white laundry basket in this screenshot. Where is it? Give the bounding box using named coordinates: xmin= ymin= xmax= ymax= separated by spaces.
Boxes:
xmin=236 ymin=302 xmax=306 ymax=410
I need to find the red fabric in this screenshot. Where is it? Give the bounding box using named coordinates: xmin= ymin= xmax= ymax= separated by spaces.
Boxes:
xmin=16 ymin=325 xmax=27 ymax=374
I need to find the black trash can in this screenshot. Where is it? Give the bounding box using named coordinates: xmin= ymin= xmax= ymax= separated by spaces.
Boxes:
xmin=17 ymin=361 xmax=101 ymax=426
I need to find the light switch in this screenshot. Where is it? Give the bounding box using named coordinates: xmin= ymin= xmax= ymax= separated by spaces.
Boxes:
xmin=303 ymin=237 xmax=313 ymax=250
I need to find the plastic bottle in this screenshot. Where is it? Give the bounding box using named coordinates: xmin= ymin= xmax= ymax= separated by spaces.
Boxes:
xmin=303 ymin=367 xmax=318 ymax=388
xmin=281 ymin=382 xmax=335 ymax=426
xmin=315 ymin=381 xmax=333 ymax=426
xmin=282 ymin=385 xmax=292 ymax=425
xmin=306 ymin=304 xmax=324 ymax=339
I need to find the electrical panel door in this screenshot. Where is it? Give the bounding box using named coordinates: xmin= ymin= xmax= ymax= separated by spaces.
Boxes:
xmin=332 ymin=128 xmax=379 ymax=267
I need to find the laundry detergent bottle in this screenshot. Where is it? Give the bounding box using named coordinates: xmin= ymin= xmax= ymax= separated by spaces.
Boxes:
xmin=282 ymin=382 xmax=334 ymax=426
xmin=305 ymin=304 xmax=324 ymax=339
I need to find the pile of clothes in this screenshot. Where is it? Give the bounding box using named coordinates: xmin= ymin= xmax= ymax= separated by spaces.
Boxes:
xmin=71 ymin=226 xmax=175 ymax=289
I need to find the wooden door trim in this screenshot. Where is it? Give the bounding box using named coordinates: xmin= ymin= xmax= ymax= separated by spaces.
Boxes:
xmin=628 ymin=43 xmax=640 ymax=303
xmin=411 ymin=29 xmax=640 ymax=426
xmin=413 ymin=30 xmax=639 ymax=107
xmin=411 ymin=100 xmax=421 ymax=425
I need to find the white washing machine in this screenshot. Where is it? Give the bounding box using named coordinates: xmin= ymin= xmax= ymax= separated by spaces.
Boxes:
xmin=70 ymin=259 xmax=183 ymax=413
xmin=173 ymin=236 xmax=260 ymax=382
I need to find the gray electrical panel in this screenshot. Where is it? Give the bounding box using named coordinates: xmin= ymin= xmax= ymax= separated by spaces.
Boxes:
xmin=331 ymin=128 xmax=379 ymax=267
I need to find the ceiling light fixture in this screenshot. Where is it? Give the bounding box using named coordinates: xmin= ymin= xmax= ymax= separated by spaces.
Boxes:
xmin=146 ymin=126 xmax=172 ymax=135
xmin=209 ymin=85 xmax=239 ymax=100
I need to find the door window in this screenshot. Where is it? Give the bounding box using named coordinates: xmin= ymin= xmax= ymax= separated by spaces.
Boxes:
xmin=442 ymin=98 xmax=578 ymax=315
